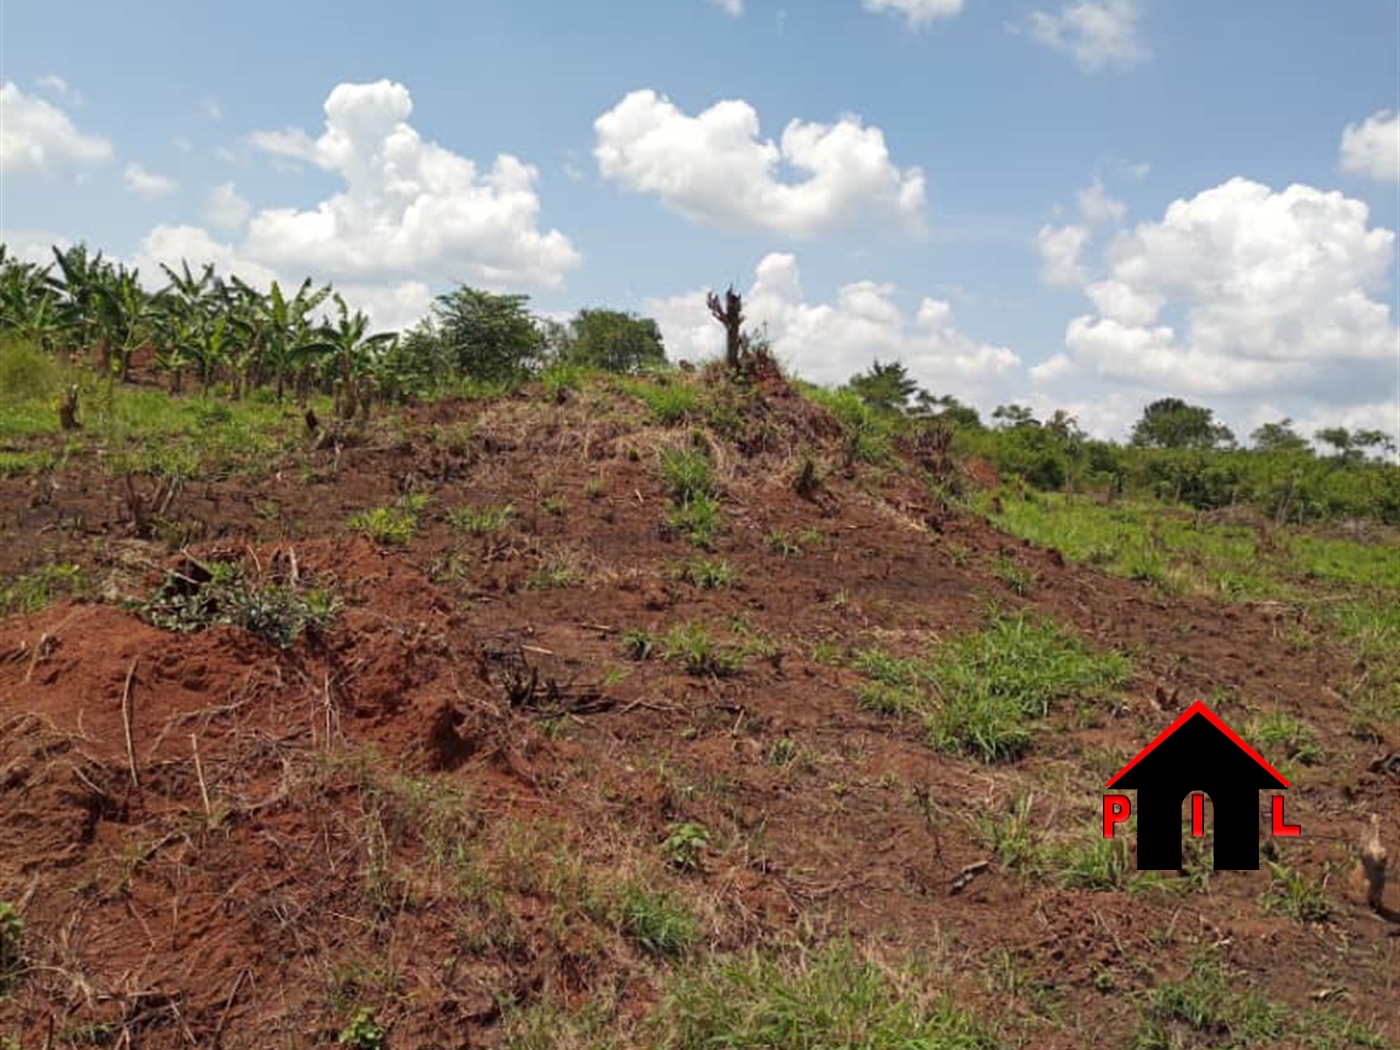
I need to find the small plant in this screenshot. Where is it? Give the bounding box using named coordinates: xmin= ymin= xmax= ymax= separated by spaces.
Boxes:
xmin=621 ymin=628 xmax=657 ymax=661
xmin=680 ymin=558 xmax=737 ymax=589
xmin=663 ymin=623 xmax=744 ymax=677
xmin=666 ymin=493 xmax=723 ymax=548
xmin=541 ymin=494 xmax=567 ymax=517
xmin=1261 ymin=860 xmax=1331 ymax=923
xmin=0 ymin=900 xmax=23 ymax=993
xmin=1246 ymin=712 xmax=1322 ymax=767
xmin=527 ymin=554 xmax=582 ymax=590
xmin=992 ymin=552 xmax=1038 ymax=596
xmin=764 ymin=528 xmax=804 ymax=557
xmin=585 ymin=476 xmax=607 ymax=500
xmin=0 ymin=562 xmax=84 ymax=615
xmin=448 ymin=503 xmax=515 ymax=536
xmin=135 ymin=560 xmax=338 ymax=649
xmin=659 ymin=447 xmax=715 ymax=502
xmin=612 ymin=882 xmax=700 ymax=958
xmin=337 ymin=1006 xmax=386 ymax=1049
xmin=348 ymin=493 xmax=430 ymax=546
xmin=661 ymin=822 xmax=710 ymax=871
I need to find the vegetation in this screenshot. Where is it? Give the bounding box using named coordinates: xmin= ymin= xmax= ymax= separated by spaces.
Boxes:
xmin=0 ymin=901 xmax=22 ymax=995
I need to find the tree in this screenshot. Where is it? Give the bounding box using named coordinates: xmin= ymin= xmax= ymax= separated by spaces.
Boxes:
xmin=563 ymin=308 xmax=666 ymax=373
xmin=706 ymin=286 xmax=745 ymax=370
xmin=992 ymin=404 xmax=1039 ymax=429
xmin=1316 ymin=426 xmax=1397 ymax=462
xmin=849 ymin=359 xmax=918 ymax=413
xmin=911 ymin=391 xmax=982 ymax=429
xmin=433 ymin=286 xmax=545 ymax=384
xmin=1130 ymin=397 xmax=1235 ymax=450
xmin=1251 ymin=418 xmax=1309 ymax=453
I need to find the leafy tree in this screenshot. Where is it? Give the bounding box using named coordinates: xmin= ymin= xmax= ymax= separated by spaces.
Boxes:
xmin=911 ymin=391 xmax=982 ymax=429
xmin=992 ymin=404 xmax=1039 ymax=429
xmin=1130 ymin=397 xmax=1234 ymax=450
xmin=563 ymin=308 xmax=666 ymax=373
xmin=849 ymin=359 xmax=918 ymax=413
xmin=433 ymin=286 xmax=545 ymax=384
xmin=1251 ymin=418 xmax=1309 ymax=453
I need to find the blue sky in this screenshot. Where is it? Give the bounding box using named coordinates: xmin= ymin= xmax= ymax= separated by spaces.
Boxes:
xmin=2 ymin=0 xmax=1397 ymax=443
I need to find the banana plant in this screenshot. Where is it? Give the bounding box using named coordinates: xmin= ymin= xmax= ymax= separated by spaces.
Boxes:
xmin=320 ymin=293 xmax=396 ymax=417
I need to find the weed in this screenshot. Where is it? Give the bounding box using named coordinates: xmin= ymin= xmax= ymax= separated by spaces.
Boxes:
xmin=135 ymin=560 xmax=338 ymax=648
xmin=528 ymin=553 xmax=583 ymax=589
xmin=1135 ymin=949 xmax=1283 ymax=1048
xmin=660 ymin=940 xmax=995 ymax=1050
xmin=337 ymin=1006 xmax=386 ymax=1049
xmin=925 ymin=615 xmax=1133 ymax=763
xmin=663 ymin=623 xmax=745 ymax=677
xmin=1261 ymin=860 xmax=1331 ymax=923
xmin=448 ymin=502 xmax=516 ymax=535
xmin=765 ymin=529 xmax=804 ymax=556
xmin=621 ymin=628 xmax=657 ymax=661
xmin=542 ymin=494 xmax=568 ymax=517
xmin=661 ymin=822 xmax=709 ymax=871
xmin=992 ymin=552 xmax=1038 ymax=596
xmin=666 ymin=494 xmax=723 ymax=548
xmin=623 ymin=377 xmax=699 ymax=424
xmin=0 ymin=562 xmax=84 ymax=615
xmin=679 ymin=557 xmax=737 ymax=589
xmin=1246 ymin=712 xmax=1322 ymax=766
xmin=611 ymin=881 xmax=700 ymax=958
xmin=348 ymin=493 xmax=430 ymax=546
xmin=660 ymin=447 xmax=715 ymax=502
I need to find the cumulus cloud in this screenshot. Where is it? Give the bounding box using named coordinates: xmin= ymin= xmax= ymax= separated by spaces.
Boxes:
xmin=705 ymin=0 xmax=744 ymax=15
xmin=1021 ymin=0 xmax=1148 ymax=71
xmin=1340 ymin=110 xmax=1399 ymax=183
xmin=0 ymin=81 xmax=112 ymax=173
xmin=646 ymin=254 xmax=1019 ymax=401
xmin=1039 ymin=178 xmax=1398 ymax=408
xmin=124 ymin=162 xmax=179 ymax=198
xmin=594 ymin=90 xmax=926 ymax=238
xmin=205 ymin=182 xmax=252 ymax=229
xmin=1078 ymin=176 xmax=1126 ymax=223
xmin=862 ymin=0 xmax=965 ymax=30
xmin=1037 ymin=224 xmax=1090 ymax=286
xmin=243 ymin=79 xmax=579 ymax=287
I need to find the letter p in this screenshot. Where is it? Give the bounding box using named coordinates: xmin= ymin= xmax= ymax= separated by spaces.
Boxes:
xmin=1103 ymin=794 xmax=1131 ymax=838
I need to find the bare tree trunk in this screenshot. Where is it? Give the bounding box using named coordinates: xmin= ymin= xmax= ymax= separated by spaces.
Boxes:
xmin=706 ymin=287 xmax=745 ymax=370
xmin=58 ymin=385 xmax=81 ymax=431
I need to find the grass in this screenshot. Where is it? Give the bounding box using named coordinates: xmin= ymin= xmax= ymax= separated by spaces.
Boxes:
xmin=660 ymin=446 xmax=715 ymax=502
xmin=676 ymin=557 xmax=737 ymax=589
xmin=926 ymin=615 xmax=1133 ymax=762
xmin=448 ymin=502 xmax=516 ymax=535
xmin=0 ymin=562 xmax=84 ymax=615
xmin=659 ymin=940 xmax=996 ymax=1050
xmin=851 ymin=614 xmax=1135 ymax=763
xmin=662 ymin=623 xmax=746 ymax=677
xmin=348 ymin=492 xmax=431 ymax=546
xmin=1260 ymin=859 xmax=1332 ymax=924
xmin=0 ymin=900 xmax=23 ymax=996
xmin=989 ymin=492 xmax=1400 ymax=735
xmin=666 ymin=493 xmax=723 ymax=548
xmin=1135 ymin=949 xmax=1284 ymax=1048
xmin=619 ymin=374 xmax=699 ymax=424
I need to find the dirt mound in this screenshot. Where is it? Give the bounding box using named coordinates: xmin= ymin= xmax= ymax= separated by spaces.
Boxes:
xmin=2 ymin=378 xmax=1398 ymax=1048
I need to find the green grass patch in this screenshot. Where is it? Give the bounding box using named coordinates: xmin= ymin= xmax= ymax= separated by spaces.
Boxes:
xmin=448 ymin=502 xmax=515 ymax=535
xmin=348 ymin=492 xmax=431 ymax=546
xmin=0 ymin=562 xmax=84 ymax=616
xmin=659 ymin=940 xmax=997 ymax=1050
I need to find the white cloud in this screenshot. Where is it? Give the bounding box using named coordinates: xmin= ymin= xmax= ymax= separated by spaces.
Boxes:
xmin=35 ymin=75 xmax=81 ymax=106
xmin=1038 ymin=224 xmax=1089 ymax=285
xmin=862 ymin=0 xmax=965 ymax=30
xmin=1041 ymin=178 xmax=1398 ymax=407
xmin=1078 ymin=176 xmax=1126 ymax=223
xmin=132 ymin=225 xmax=278 ymax=289
xmin=705 ymin=0 xmax=744 ymax=15
xmin=205 ymin=182 xmax=252 ymax=229
xmin=0 ymin=81 xmax=112 ymax=173
xmin=242 ymin=79 xmax=579 ymax=288
xmin=646 ymin=253 xmax=1019 ymax=402
xmin=1340 ymin=110 xmax=1399 ymax=183
xmin=1022 ymin=0 xmax=1148 ymax=71
xmin=594 ymin=89 xmax=926 ymax=238
xmin=203 ymin=97 xmax=223 ymax=121
xmin=335 ymin=281 xmax=435 ymax=332
xmin=0 ymin=228 xmax=70 ymax=266
xmin=123 ymin=162 xmax=179 ymax=198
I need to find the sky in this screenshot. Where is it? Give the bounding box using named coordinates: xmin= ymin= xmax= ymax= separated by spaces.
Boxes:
xmin=2 ymin=0 xmax=1398 ymax=445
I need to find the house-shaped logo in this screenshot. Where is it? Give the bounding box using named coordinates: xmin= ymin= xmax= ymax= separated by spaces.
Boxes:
xmin=1103 ymin=701 xmax=1299 ymax=870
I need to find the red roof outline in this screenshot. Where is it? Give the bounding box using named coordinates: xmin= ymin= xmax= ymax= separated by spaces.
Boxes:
xmin=1105 ymin=700 xmax=1290 ymax=789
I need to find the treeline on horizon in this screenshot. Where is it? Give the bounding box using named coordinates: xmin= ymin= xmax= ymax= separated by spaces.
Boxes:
xmin=2 ymin=241 xmax=1397 ymax=526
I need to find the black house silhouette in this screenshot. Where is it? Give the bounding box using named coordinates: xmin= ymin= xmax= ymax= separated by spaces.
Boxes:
xmin=1106 ymin=701 xmax=1289 ymax=870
